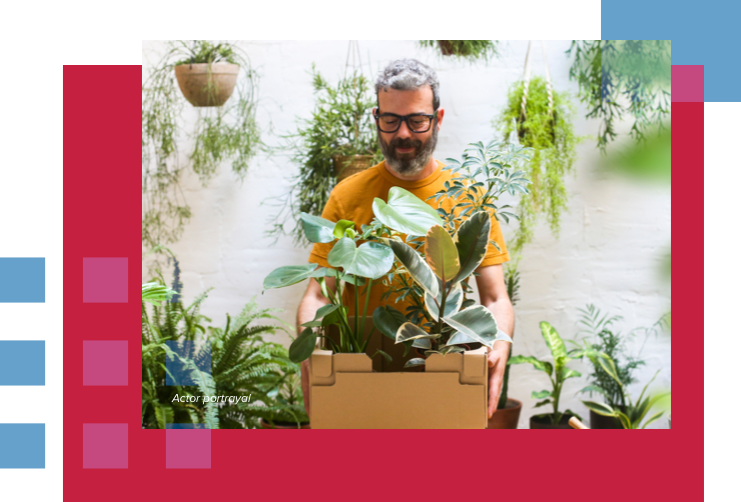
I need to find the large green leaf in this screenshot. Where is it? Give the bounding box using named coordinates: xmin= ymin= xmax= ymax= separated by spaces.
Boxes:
xmin=453 ymin=211 xmax=491 ymax=283
xmin=388 ymin=239 xmax=438 ymax=297
xmin=327 ymin=238 xmax=394 ymax=279
xmin=263 ymin=263 xmax=318 ymax=290
xmin=333 ymin=219 xmax=356 ymax=239
xmin=373 ymin=306 xmax=408 ymax=341
xmin=442 ymin=305 xmax=511 ymax=349
xmin=562 ymin=367 xmax=582 ymax=380
xmin=372 ymin=186 xmax=444 ymax=236
xmin=424 ymin=225 xmax=460 ymax=282
xmin=532 ymin=390 xmax=552 ymax=399
xmin=424 ymin=282 xmax=463 ymax=320
xmin=404 ymin=358 xmax=426 ymax=368
xmin=300 ymin=213 xmax=335 ymax=243
xmin=300 ymin=304 xmax=341 ymax=327
xmin=508 ymin=355 xmax=553 ymax=376
xmin=540 ymin=321 xmax=569 ymax=381
xmin=289 ymin=328 xmax=317 ymax=363
xmin=395 ymin=323 xmax=441 ymax=343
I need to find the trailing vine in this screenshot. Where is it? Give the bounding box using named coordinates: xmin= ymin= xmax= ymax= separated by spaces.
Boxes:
xmin=142 ymin=40 xmax=261 ymax=253
xmin=419 ymin=40 xmax=499 ymax=62
xmin=496 ymin=76 xmax=582 ymax=253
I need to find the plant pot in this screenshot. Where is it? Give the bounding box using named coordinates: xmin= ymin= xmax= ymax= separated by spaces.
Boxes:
xmin=487 ymin=398 xmax=522 ymax=429
xmin=174 ymin=63 xmax=239 ymax=107
xmin=529 ymin=413 xmax=576 ymax=429
xmin=259 ymin=418 xmax=310 ymax=429
xmin=589 ymin=409 xmax=623 ymax=429
xmin=332 ymin=155 xmax=374 ymax=182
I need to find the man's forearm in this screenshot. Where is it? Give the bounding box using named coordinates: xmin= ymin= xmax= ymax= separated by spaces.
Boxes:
xmin=484 ymin=297 xmax=515 ymax=348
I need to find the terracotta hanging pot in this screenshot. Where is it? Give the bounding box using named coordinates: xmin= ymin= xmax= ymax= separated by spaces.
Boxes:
xmin=487 ymin=398 xmax=523 ymax=429
xmin=174 ymin=63 xmax=239 ymax=107
xmin=259 ymin=418 xmax=310 ymax=429
xmin=332 ymin=154 xmax=374 ymax=182
xmin=529 ymin=413 xmax=576 ymax=429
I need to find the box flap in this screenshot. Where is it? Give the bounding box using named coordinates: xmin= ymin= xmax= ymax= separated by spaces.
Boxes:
xmin=463 ymin=347 xmax=487 ymax=378
xmin=311 ymin=349 xmax=334 ymax=378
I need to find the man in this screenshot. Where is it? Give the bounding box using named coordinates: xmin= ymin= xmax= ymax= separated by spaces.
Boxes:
xmin=297 ymin=59 xmax=514 ymax=421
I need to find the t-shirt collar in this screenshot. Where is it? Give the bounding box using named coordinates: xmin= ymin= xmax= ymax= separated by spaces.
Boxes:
xmin=375 ymin=159 xmax=445 ymax=189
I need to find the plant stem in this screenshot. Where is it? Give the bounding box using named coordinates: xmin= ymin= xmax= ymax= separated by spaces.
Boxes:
xmin=360 ymin=278 xmax=373 ymax=350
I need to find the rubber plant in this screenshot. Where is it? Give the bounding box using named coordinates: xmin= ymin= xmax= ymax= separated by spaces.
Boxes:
xmin=419 ymin=40 xmax=499 ymax=62
xmin=266 ymin=66 xmax=381 ymax=247
xmin=142 ymin=40 xmax=261 ymax=255
xmin=372 ymin=141 xmax=532 ymax=366
xmin=496 ymin=75 xmax=582 ymax=253
xmin=508 ymin=321 xmax=583 ymax=425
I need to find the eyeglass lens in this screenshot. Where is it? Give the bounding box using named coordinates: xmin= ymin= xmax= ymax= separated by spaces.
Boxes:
xmin=377 ymin=115 xmax=433 ymax=133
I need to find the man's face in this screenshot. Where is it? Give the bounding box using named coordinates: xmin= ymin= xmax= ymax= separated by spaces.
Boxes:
xmin=375 ymin=86 xmax=443 ymax=176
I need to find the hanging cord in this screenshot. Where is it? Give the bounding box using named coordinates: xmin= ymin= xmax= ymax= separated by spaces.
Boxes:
xmin=541 ymin=40 xmax=554 ymax=118
xmin=520 ymin=40 xmax=532 ymax=123
xmin=343 ymin=40 xmax=364 ymax=146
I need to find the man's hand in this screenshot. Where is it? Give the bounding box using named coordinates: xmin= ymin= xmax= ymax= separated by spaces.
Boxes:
xmin=487 ymin=340 xmax=510 ymax=418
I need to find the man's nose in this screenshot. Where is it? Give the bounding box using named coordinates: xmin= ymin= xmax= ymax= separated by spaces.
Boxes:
xmin=395 ymin=119 xmax=412 ymax=139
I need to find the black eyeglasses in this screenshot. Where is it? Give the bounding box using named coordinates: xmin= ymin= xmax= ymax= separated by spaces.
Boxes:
xmin=373 ymin=111 xmax=437 ymax=133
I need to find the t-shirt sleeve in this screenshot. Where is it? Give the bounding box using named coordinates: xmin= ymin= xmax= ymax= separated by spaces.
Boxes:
xmin=308 ymin=191 xmax=343 ymax=268
xmin=479 ymin=211 xmax=510 ymax=268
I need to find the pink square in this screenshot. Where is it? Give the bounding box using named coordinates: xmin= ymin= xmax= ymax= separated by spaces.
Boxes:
xmin=672 ymin=65 xmax=704 ymax=102
xmin=83 ymin=340 xmax=128 ymax=386
xmin=83 ymin=257 xmax=128 ymax=303
xmin=83 ymin=423 xmax=128 ymax=469
xmin=166 ymin=429 xmax=211 ymax=469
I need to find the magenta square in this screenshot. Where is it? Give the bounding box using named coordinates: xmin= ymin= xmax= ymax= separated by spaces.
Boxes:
xmin=166 ymin=428 xmax=211 ymax=469
xmin=83 ymin=257 xmax=128 ymax=303
xmin=83 ymin=340 xmax=128 ymax=386
xmin=672 ymin=65 xmax=704 ymax=102
xmin=83 ymin=423 xmax=128 ymax=469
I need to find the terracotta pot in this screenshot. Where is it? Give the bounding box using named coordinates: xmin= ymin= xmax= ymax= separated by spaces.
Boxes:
xmin=487 ymin=398 xmax=522 ymax=429
xmin=529 ymin=413 xmax=576 ymax=429
xmin=259 ymin=418 xmax=310 ymax=430
xmin=589 ymin=409 xmax=623 ymax=429
xmin=332 ymin=154 xmax=374 ymax=182
xmin=174 ymin=63 xmax=239 ymax=107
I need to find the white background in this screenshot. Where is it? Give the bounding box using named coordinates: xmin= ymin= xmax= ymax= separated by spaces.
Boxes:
xmin=142 ymin=38 xmax=671 ymax=429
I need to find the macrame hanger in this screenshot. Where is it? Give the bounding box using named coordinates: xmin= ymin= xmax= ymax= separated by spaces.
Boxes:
xmin=344 ymin=40 xmax=363 ymax=78
xmin=520 ymin=41 xmax=532 ymax=123
xmin=541 ymin=40 xmax=554 ymax=118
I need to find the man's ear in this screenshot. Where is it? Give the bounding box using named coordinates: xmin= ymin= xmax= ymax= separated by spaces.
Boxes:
xmin=436 ymin=108 xmax=445 ymax=128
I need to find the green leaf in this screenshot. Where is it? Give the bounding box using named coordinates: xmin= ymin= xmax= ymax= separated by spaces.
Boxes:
xmin=395 ymin=323 xmax=441 ymax=343
xmin=579 ymin=385 xmax=607 ymax=396
xmin=532 ymin=390 xmax=552 ymax=399
xmin=583 ymin=401 xmax=618 ymax=417
xmin=424 ymin=225 xmax=460 ymax=282
xmin=412 ymin=337 xmax=432 ymax=349
xmin=442 ymin=305 xmax=511 ymax=349
xmin=333 ymin=219 xmax=356 ymax=239
xmin=300 ymin=213 xmax=336 ymax=243
xmin=289 ymin=328 xmax=317 ymax=363
xmin=562 ymin=368 xmax=582 ymax=380
xmin=508 ymin=355 xmax=553 ymax=375
xmin=301 ymin=304 xmax=340 ymax=326
xmin=534 ymin=399 xmax=552 ymax=408
xmin=540 ymin=322 xmax=569 ymax=380
xmin=373 ymin=306 xmax=408 ymax=341
xmin=373 ymin=349 xmax=393 ymax=363
xmin=327 ymin=238 xmax=394 ymax=279
xmin=424 ymin=282 xmax=463 ymax=320
xmin=404 ymin=358 xmax=426 ymax=368
xmin=372 ymin=186 xmax=444 ymax=236
xmin=453 ymin=211 xmax=491 ymax=282
xmin=388 ymin=240 xmax=439 ymax=297
xmin=263 ymin=263 xmax=319 ymax=290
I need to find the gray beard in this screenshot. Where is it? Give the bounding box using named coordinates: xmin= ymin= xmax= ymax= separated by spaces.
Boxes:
xmin=379 ymin=126 xmax=438 ymax=176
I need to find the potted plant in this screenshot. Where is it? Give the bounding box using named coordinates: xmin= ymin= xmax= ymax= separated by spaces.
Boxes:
xmin=487 ymin=262 xmax=523 ymax=429
xmin=569 ymin=305 xmax=646 ymax=428
xmin=266 ymin=66 xmax=381 ymax=246
xmin=509 ymin=321 xmax=583 ymax=429
xmin=173 ymin=41 xmax=240 ymax=107
xmin=419 ymin=40 xmax=499 ymax=62
xmin=142 ymin=40 xmax=261 ymax=260
xmin=495 ymin=75 xmax=582 ymax=253
xmin=259 ymin=370 xmax=310 ymax=429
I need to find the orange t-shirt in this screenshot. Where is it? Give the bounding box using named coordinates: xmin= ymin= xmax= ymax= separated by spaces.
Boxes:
xmin=309 ymin=159 xmax=510 ymax=320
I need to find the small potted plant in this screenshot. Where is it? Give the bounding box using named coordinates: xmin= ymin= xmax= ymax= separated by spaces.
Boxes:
xmin=509 ymin=321 xmax=583 ymax=429
xmin=173 ymin=40 xmax=240 ymax=107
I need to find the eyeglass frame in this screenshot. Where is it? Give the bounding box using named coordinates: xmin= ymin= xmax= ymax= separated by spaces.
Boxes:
xmin=372 ymin=109 xmax=439 ymax=133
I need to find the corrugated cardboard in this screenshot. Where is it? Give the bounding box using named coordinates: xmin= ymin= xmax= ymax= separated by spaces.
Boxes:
xmin=311 ymin=319 xmax=489 ymax=429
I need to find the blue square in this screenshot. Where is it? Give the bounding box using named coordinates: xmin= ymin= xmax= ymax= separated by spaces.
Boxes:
xmin=0 ymin=258 xmax=45 ymax=303
xmin=0 ymin=424 xmax=45 ymax=468
xmin=165 ymin=340 xmax=211 ymax=386
xmin=0 ymin=341 xmax=45 ymax=386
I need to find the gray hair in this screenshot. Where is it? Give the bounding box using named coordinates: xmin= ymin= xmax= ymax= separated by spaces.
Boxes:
xmin=375 ymin=59 xmax=440 ymax=111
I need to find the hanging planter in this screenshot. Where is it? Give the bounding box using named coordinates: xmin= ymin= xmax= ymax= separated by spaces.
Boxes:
xmin=420 ymin=40 xmax=499 ymax=62
xmin=332 ymin=154 xmax=374 ymax=182
xmin=495 ymin=41 xmax=583 ymax=253
xmin=174 ymin=63 xmax=239 ymax=107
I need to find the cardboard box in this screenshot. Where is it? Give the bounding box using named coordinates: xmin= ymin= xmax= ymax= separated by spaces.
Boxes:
xmin=309 ymin=321 xmax=489 ymax=429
